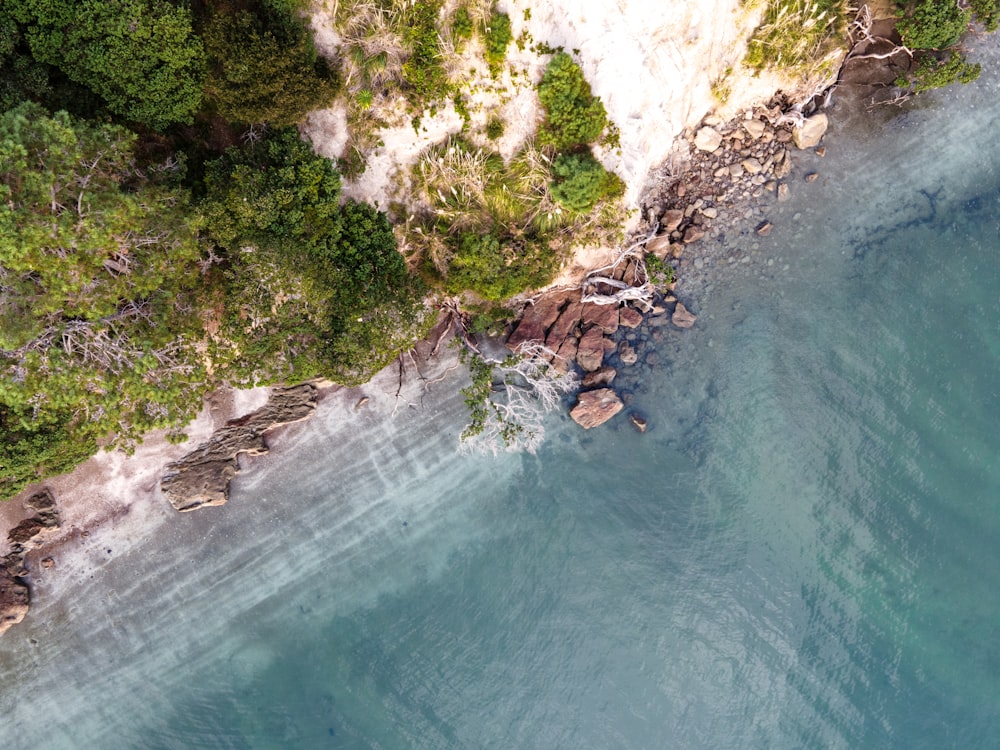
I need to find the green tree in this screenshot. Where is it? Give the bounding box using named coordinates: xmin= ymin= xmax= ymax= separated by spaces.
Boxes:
xmin=202 ymin=131 xmax=427 ymax=386
xmin=549 ymin=151 xmax=624 ymax=214
xmin=202 ymin=3 xmax=338 ymax=126
xmin=0 ymin=102 xmax=208 ymax=498
xmin=896 ymin=0 xmax=970 ymax=50
xmin=537 ymin=52 xmax=608 ymax=151
xmin=8 ymin=0 xmax=205 ymax=129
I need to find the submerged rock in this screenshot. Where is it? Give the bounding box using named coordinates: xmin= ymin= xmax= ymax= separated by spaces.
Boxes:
xmin=0 ymin=567 xmax=29 ymax=636
xmin=570 ymin=388 xmax=624 ymax=429
xmin=160 ymin=384 xmax=318 ymax=512
xmin=672 ymin=302 xmax=697 ymax=329
xmin=576 ymin=326 xmax=607 ymax=372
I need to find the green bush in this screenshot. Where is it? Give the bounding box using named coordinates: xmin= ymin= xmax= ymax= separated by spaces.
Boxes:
xmin=202 ymin=4 xmax=338 ymax=126
xmin=895 ymin=0 xmax=970 ymax=49
xmin=8 ymin=0 xmax=206 ymax=129
xmin=970 ymin=0 xmax=1000 ymax=31
xmin=549 ymin=151 xmax=624 ymax=213
xmin=444 ymin=231 xmax=560 ymax=301
xmin=401 ymin=0 xmax=451 ymax=104
xmin=537 ymin=52 xmax=608 ymax=151
xmin=896 ymin=51 xmax=981 ymax=91
xmin=483 ymin=12 xmax=512 ymax=76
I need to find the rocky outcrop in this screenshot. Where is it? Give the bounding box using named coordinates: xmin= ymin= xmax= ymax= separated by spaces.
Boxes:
xmin=160 ymin=384 xmax=318 ymax=512
xmin=1 ymin=489 xmax=60 ymax=636
xmin=570 ymin=388 xmax=624 ymax=429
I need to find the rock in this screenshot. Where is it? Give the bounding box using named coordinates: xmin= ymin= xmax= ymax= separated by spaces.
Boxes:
xmin=354 ymin=396 xmax=369 ymax=410
xmin=569 ymin=388 xmax=624 ymax=429
xmin=0 ymin=567 xmax=30 ymax=636
xmin=581 ymin=366 xmax=617 ymax=388
xmin=672 ymin=302 xmax=697 ymax=329
xmin=40 ymin=557 xmax=54 ymax=569
xmin=552 ymin=336 xmax=579 ymax=374
xmin=728 ymin=162 xmax=744 ymax=178
xmin=815 ymin=146 xmax=826 ymax=157
xmin=581 ymin=302 xmax=619 ymax=334
xmin=629 ymin=413 xmax=648 ymax=433
xmin=575 ymin=326 xmax=606 ymax=372
xmin=804 ymin=171 xmax=819 ymax=183
xmin=777 ymin=183 xmax=790 ymax=202
xmin=544 ymin=301 xmax=583 ymax=353
xmin=741 ymin=157 xmax=763 ymax=174
xmin=700 ymin=206 xmax=718 ymax=219
xmin=792 ymin=113 xmax=829 ymax=149
xmin=773 ymin=152 xmax=792 ymax=179
xmin=619 ymin=307 xmax=644 ymax=328
xmin=505 ymin=292 xmax=570 ymax=350
xmin=645 ymin=234 xmax=672 ymax=257
xmin=7 ymin=519 xmax=49 ymax=545
xmin=661 ymin=209 xmax=684 ymax=232
xmin=683 ymin=226 xmax=706 ymax=244
xmin=694 ymin=126 xmax=723 ymax=152
xmin=619 ymin=341 xmax=639 ymax=365
xmin=756 ymin=220 xmax=773 ymax=236
xmin=743 ymin=118 xmax=767 ymax=139
xmin=160 ymin=384 xmax=318 ymax=512
xmin=775 ymin=128 xmax=792 ymax=143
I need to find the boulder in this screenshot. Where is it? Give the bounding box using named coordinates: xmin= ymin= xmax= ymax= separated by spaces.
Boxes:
xmin=618 ymin=341 xmax=639 ymax=365
xmin=581 ymin=302 xmax=619 ymax=334
xmin=160 ymin=384 xmax=318 ymax=511
xmin=505 ymin=292 xmax=570 ymax=351
xmin=581 ymin=366 xmax=617 ymax=388
xmin=544 ymin=301 xmax=582 ymax=353
xmin=792 ymin=113 xmax=828 ymax=149
xmin=575 ymin=326 xmax=606 ymax=372
xmin=661 ymin=209 xmax=684 ymax=232
xmin=743 ymin=118 xmax=767 ymax=138
xmin=570 ymin=388 xmax=624 ymax=429
xmin=619 ymin=307 xmax=644 ymax=328
xmin=630 ymin=413 xmax=648 ymax=433
xmin=683 ymin=226 xmax=706 ymax=244
xmin=552 ymin=336 xmax=579 ymax=374
xmin=672 ymin=302 xmax=697 ymax=329
xmin=694 ymin=126 xmax=723 ymax=152
xmin=645 ymin=234 xmax=672 ymax=258
xmin=0 ymin=567 xmax=29 ymax=636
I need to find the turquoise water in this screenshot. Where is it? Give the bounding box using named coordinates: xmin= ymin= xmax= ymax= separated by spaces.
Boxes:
xmin=3 ymin=50 xmax=1000 ymax=750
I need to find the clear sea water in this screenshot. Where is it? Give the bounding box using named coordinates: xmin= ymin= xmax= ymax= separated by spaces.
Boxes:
xmin=3 ymin=46 xmax=1000 ymax=750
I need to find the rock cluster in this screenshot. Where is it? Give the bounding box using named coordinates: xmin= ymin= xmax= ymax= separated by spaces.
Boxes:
xmin=1 ymin=490 xmax=60 ymax=636
xmin=640 ymin=98 xmax=829 ymax=262
xmin=160 ymin=384 xmax=318 ymax=512
xmin=506 ymin=287 xmax=696 ymax=430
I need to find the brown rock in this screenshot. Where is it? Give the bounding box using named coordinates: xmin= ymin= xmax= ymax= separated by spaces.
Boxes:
xmin=552 ymin=336 xmax=579 ymax=374
xmin=661 ymin=209 xmax=684 ymax=232
xmin=672 ymin=302 xmax=697 ymax=329
xmin=581 ymin=366 xmax=617 ymax=388
xmin=645 ymin=234 xmax=672 ymax=258
xmin=40 ymin=557 xmax=55 ymax=569
xmin=618 ymin=341 xmax=639 ymax=365
xmin=804 ymin=171 xmax=819 ymax=183
xmin=777 ymin=183 xmax=790 ymax=202
xmin=581 ymin=302 xmax=619 ymax=334
xmin=756 ymin=220 xmax=773 ymax=236
xmin=570 ymin=388 xmax=624 ymax=429
xmin=160 ymin=384 xmax=318 ymax=512
xmin=815 ymin=146 xmax=826 ymax=157
xmin=792 ymin=113 xmax=828 ymax=149
xmin=505 ymin=291 xmax=573 ymax=351
xmin=619 ymin=307 xmax=644 ymax=328
xmin=544 ymin=300 xmax=583 ymax=352
xmin=683 ymin=226 xmax=706 ymax=244
xmin=575 ymin=326 xmax=606 ymax=372
xmin=0 ymin=567 xmax=30 ymax=636
xmin=7 ymin=519 xmax=49 ymax=545
xmin=629 ymin=413 xmax=648 ymax=433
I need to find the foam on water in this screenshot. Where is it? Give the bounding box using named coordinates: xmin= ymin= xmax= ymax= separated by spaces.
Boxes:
xmin=2 ymin=40 xmax=1000 ymax=750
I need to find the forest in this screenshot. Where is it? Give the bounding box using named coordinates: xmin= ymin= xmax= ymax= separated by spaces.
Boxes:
xmin=0 ymin=0 xmax=992 ymax=498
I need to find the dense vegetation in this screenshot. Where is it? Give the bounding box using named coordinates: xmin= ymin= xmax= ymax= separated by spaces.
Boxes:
xmin=0 ymin=0 xmax=431 ymax=499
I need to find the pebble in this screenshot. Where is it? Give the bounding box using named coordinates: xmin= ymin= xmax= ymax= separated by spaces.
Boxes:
xmin=804 ymin=172 xmax=819 ymax=183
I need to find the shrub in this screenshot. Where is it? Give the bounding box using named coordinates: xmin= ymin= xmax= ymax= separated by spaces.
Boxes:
xmin=896 ymin=51 xmax=981 ymax=91
xmin=444 ymin=231 xmax=560 ymax=301
xmin=483 ymin=12 xmax=512 ymax=76
xmin=8 ymin=0 xmax=205 ymax=130
xmin=970 ymin=0 xmax=1000 ymax=31
xmin=895 ymin=0 xmax=970 ymax=50
xmin=549 ymin=151 xmax=624 ymax=214
xmin=202 ymin=4 xmax=338 ymax=126
xmin=743 ymin=0 xmax=848 ymax=76
xmin=537 ymin=52 xmax=608 ymax=150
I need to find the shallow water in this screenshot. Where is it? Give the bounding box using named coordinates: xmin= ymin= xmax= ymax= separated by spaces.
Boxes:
xmin=3 ymin=45 xmax=1000 ymax=750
